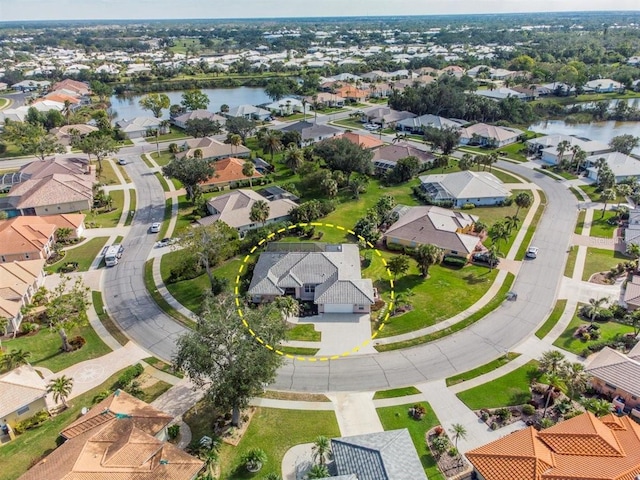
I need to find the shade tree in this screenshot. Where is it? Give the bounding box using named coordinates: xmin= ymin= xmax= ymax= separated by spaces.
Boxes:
xmin=162 ymin=156 xmax=214 ymax=202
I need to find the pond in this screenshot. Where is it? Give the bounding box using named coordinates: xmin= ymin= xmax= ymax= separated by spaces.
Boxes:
xmin=109 ymin=86 xmax=270 ymax=121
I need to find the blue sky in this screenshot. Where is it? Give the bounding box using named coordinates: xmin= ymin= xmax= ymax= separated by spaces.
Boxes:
xmin=2 ymin=0 xmax=639 ymax=22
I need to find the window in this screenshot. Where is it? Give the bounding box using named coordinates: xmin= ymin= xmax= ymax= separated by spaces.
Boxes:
xmin=357 ymin=305 xmax=365 ymax=310
xmin=304 ymin=285 xmax=315 ymax=294
xmin=25 ymin=254 xmax=30 ymax=259
xmin=16 ymin=405 xmax=29 ymax=415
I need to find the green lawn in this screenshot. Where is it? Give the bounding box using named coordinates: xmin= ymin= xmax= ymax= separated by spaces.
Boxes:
xmin=92 ymin=290 xmax=128 ymax=346
xmin=373 ymin=386 xmax=421 ymax=399
xmin=95 ymin=161 xmax=120 ymax=185
xmin=146 ymin=127 xmax=189 ymax=143
xmin=445 ymin=353 xmax=521 ymax=387
xmin=115 ymin=163 xmax=131 ymax=183
xmin=142 ymin=154 xmax=155 ymax=168
xmin=0 ymin=97 xmax=10 ymax=109
xmin=377 ymin=402 xmax=444 ymax=480
xmin=278 ymin=346 xmax=320 ymax=356
xmin=553 ymin=305 xmax=634 ymax=356
xmin=514 ymin=190 xmax=547 ymax=261
xmin=1 ymin=323 xmax=112 ymax=374
xmin=332 ymin=118 xmax=366 ymax=130
xmin=536 ymin=299 xmax=568 ymax=340
xmin=184 ymin=405 xmax=340 ymax=479
xmin=588 ymin=211 xmax=619 ymax=239
xmin=456 ymin=360 xmax=539 ymax=410
xmin=135 ymin=380 xmax=173 ymax=403
xmin=150 ymin=150 xmax=175 ymax=167
xmin=582 ymin=248 xmax=627 ymax=281
xmin=570 ymin=187 xmax=586 ymax=202
xmin=376 ymin=273 xmax=515 ymax=351
xmin=575 ymin=209 xmax=586 ymax=234
xmin=154 ymin=172 xmax=171 ymax=192
xmin=144 ymin=259 xmax=194 ymax=327
xmin=490 ymin=168 xmax=523 ymax=184
xmin=85 ymin=189 xmax=124 ymax=227
xmin=564 ymin=246 xmax=578 ymax=278
xmin=46 ymin=237 xmax=109 ymax=273
xmin=124 ymin=190 xmax=136 ymax=227
xmin=285 ymin=324 xmax=321 ymax=341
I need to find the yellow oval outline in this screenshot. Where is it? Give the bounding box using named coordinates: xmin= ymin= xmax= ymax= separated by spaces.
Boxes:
xmin=234 ymin=222 xmax=395 ymax=361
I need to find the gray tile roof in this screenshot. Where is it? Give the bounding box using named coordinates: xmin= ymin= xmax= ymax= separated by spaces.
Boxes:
xmin=332 ymin=429 xmax=427 ymax=480
xmin=419 ymin=171 xmax=510 ymax=202
xmin=586 ymin=347 xmax=640 ymax=398
xmin=280 ymin=121 xmax=342 ymax=142
xmin=248 ymin=244 xmax=374 ymax=305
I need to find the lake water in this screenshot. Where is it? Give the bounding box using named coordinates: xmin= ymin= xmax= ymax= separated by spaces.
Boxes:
xmin=527 ymin=119 xmax=640 ymax=154
xmin=109 ymin=87 xmax=270 ymax=121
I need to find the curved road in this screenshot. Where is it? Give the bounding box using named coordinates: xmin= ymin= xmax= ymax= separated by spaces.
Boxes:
xmin=108 ymin=156 xmax=577 ymax=392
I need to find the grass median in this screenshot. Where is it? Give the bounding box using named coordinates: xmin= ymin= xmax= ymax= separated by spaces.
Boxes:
xmin=535 ymin=299 xmax=568 ymax=339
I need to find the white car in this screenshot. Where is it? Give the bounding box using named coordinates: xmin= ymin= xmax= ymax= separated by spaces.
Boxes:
xmin=526 ymin=246 xmax=539 ymax=259
xmin=150 ymin=222 xmax=161 ymax=233
xmin=117 ymin=158 xmax=127 ymax=165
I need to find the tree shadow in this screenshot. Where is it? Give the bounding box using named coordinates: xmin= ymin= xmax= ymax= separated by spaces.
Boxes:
xmin=462 ymin=273 xmax=488 ymax=285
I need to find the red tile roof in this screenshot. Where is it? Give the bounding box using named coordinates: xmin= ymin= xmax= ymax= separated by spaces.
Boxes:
xmin=339 ymin=132 xmax=384 ymax=150
xmin=200 ymin=157 xmax=262 ymax=186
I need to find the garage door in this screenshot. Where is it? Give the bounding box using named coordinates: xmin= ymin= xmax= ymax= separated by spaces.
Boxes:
xmin=323 ymin=304 xmax=353 ymax=313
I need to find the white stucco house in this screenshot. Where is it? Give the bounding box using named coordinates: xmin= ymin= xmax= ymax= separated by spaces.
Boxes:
xmin=419 ymin=170 xmax=510 ymax=207
xmin=526 ymin=134 xmax=611 ymax=165
xmin=585 ymin=152 xmax=640 ymax=183
xmin=458 ymin=123 xmax=523 ymax=148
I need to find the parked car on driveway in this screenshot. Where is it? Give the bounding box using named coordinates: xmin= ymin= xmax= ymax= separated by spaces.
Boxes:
xmin=472 ymin=252 xmax=500 ymax=267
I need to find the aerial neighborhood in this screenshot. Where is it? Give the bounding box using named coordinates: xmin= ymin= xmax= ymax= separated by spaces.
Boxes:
xmin=1 ymin=9 xmax=640 ymax=480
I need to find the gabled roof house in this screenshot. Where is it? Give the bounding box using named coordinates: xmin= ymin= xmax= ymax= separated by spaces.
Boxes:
xmin=526 ymin=134 xmax=611 ymax=165
xmin=467 ymin=411 xmax=640 ymax=480
xmin=396 ymin=113 xmax=466 ymax=134
xmin=419 ymin=171 xmax=510 ymax=208
xmin=384 ymin=206 xmax=481 ymax=257
xmin=0 ymin=259 xmax=46 ymax=334
xmin=585 ymin=152 xmax=640 ymax=183
xmin=172 ymin=109 xmax=226 ymax=129
xmin=280 ymin=121 xmax=341 ymax=146
xmin=459 ymin=123 xmax=523 ymax=148
xmin=0 ymin=365 xmax=51 ymax=431
xmin=198 ymin=157 xmax=262 ymax=190
xmin=115 ymin=117 xmax=164 ymax=139
xmin=248 ymin=243 xmax=375 ymax=314
xmin=371 ymin=142 xmax=434 ymax=173
xmin=176 ymin=137 xmax=251 ymax=161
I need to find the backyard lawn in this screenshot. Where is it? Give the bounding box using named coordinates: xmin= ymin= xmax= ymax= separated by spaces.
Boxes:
xmin=85 ymin=189 xmax=124 ymax=227
xmin=553 ymin=305 xmax=635 ymax=356
xmin=377 ymin=402 xmax=444 ymax=480
xmin=581 ymin=248 xmax=627 ymax=281
xmin=46 ymin=237 xmax=109 ymax=273
xmin=456 ymin=360 xmax=539 ymax=410
xmin=1 ymin=323 xmax=112 ymax=373
xmin=588 ymin=211 xmax=620 ymax=239
xmin=185 ymin=405 xmax=340 ymax=479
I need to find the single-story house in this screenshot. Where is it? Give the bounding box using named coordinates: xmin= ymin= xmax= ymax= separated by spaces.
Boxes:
xmin=585 ymin=343 xmax=640 ymax=412
xmin=50 ymin=124 xmax=99 ymax=146
xmin=526 ymin=134 xmax=611 ymax=165
xmin=334 ymin=85 xmax=369 ymax=102
xmin=199 ymin=189 xmax=297 ymax=234
xmin=280 ymin=121 xmax=341 ymax=146
xmin=339 ymin=131 xmax=384 ymax=150
xmin=20 ymin=390 xmax=203 ymax=480
xmin=263 ymin=97 xmax=304 ymax=116
xmin=248 ymin=243 xmax=375 ymax=314
xmin=625 ymin=208 xmax=640 ymax=248
xmin=396 ymin=114 xmax=466 ymax=134
xmin=371 ymin=142 xmax=434 ymax=174
xmin=362 ymin=107 xmax=416 ymax=127
xmin=172 ymin=109 xmax=226 ymax=129
xmin=0 ymin=217 xmax=57 ymax=262
xmin=331 ymin=429 xmax=427 ymax=480
xmin=11 ymin=80 xmax=50 ymax=92
xmin=585 ymin=152 xmax=640 ymax=182
xmin=384 ymin=205 xmax=482 ymax=258
xmin=305 ymin=92 xmax=346 ymax=108
xmin=0 ymin=365 xmax=51 ymax=431
xmin=51 ymin=79 xmax=91 ymax=96
xmin=467 ymin=412 xmax=640 ymax=480
xmin=17 ymin=157 xmax=91 ymax=181
xmin=0 ymin=259 xmax=46 ymax=334
xmin=623 ymin=275 xmax=640 ymax=310
xmin=459 ymin=123 xmax=523 ymax=148
xmin=199 ymin=157 xmax=262 ymax=190
xmin=116 ymin=117 xmax=165 ymax=139
xmin=583 ymin=78 xmax=624 ymax=93
xmin=474 ymin=87 xmax=528 ymax=101
xmin=176 ymin=137 xmax=251 ymax=161
xmin=419 ymin=171 xmax=510 ymax=208
xmin=225 ymin=104 xmax=271 ymax=121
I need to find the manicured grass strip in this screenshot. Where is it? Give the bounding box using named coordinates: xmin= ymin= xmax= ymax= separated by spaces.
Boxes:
xmin=575 ymin=209 xmax=586 ymax=234
xmin=1 ymin=322 xmax=111 ymax=374
xmin=212 ymin=408 xmax=340 ymax=479
xmin=456 ymin=360 xmax=539 ymax=410
xmin=154 ymin=171 xmax=170 ymax=192
xmin=533 ymin=168 xmax=563 ymax=181
xmin=553 ymin=305 xmax=634 ymax=356
xmin=92 ymin=290 xmax=128 ymax=346
xmin=376 ymin=273 xmax=515 ymax=352
xmin=0 ymin=368 xmax=129 ymax=480
xmin=142 ymin=154 xmax=154 ymax=169
xmin=582 ymin=247 xmax=627 ymax=282
xmin=377 ymin=402 xmax=444 ymax=480
xmin=490 ymin=168 xmax=522 ymax=184
xmin=136 ymin=380 xmax=173 ymax=403
xmin=570 ymin=187 xmax=586 ymax=202
xmin=515 ymin=191 xmax=547 ymax=261
xmin=285 ymin=323 xmax=321 ymax=341
xmin=277 ymin=346 xmax=320 ymax=356
xmin=588 ymin=210 xmax=618 ymax=239
xmin=143 ymin=259 xmax=194 ymax=328
xmin=262 ymin=391 xmax=330 ymax=402
xmin=373 ymin=386 xmax=421 ymax=400
xmin=46 ymin=236 xmax=109 ymax=273
xmin=143 ymin=356 xmax=183 ymax=378
xmin=535 ymin=299 xmax=568 ymax=339
xmin=159 ymin=198 xmax=173 ymax=239
xmin=150 ymin=150 xmax=175 ymax=167
xmin=564 ymin=246 xmax=578 ymax=278
xmin=124 ymin=189 xmax=136 ymax=226
xmin=445 ymin=352 xmax=520 ymax=387
xmin=95 ymin=160 xmax=120 ymax=185
xmin=0 ymin=97 xmax=10 ymax=109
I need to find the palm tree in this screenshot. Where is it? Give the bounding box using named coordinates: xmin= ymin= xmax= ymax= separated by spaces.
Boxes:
xmin=307 ymin=464 xmax=330 ymax=479
xmin=556 ymin=140 xmax=571 ymax=165
xmin=301 ymin=98 xmax=307 ymax=122
xmin=487 ymin=244 xmax=499 ymax=272
xmin=449 ymin=423 xmax=467 ymax=449
xmin=62 ymin=100 xmax=72 ymax=125
xmin=2 ymin=349 xmax=31 ymax=370
xmin=488 ymin=221 xmax=510 ymax=255
xmin=229 ymin=134 xmax=242 ymax=156
xmin=486 ymin=152 xmax=498 ymax=172
xmin=564 ymin=362 xmax=590 ymax=400
xmin=616 ymin=183 xmax=632 ymax=208
xmin=193 ymin=148 xmax=203 ymax=159
xmin=585 ymin=297 xmax=608 ymax=325
xmin=249 ymin=200 xmax=269 ymax=226
xmin=538 ymin=350 xmax=566 ymax=376
xmin=393 ymin=289 xmax=415 ymax=315
xmin=47 ymin=375 xmax=74 ymax=408
xmin=242 ymin=161 xmax=256 ymax=187
xmin=573 ymin=149 xmax=587 ymax=174
xmin=312 ymin=435 xmax=331 ymax=466
xmin=262 ymin=130 xmax=283 ymax=161
xmin=514 ymin=191 xmax=533 ymax=218
xmin=273 ymin=296 xmax=299 ymax=320
xmin=581 ymin=397 xmax=612 ymax=417
xmin=504 ymin=214 xmax=521 ymax=235
xmin=415 ymin=244 xmax=444 ymax=278
xmin=542 ymin=371 xmax=566 ymax=418
xmin=284 ymin=144 xmax=304 ymax=173
xmin=201 ymin=442 xmax=221 ymax=479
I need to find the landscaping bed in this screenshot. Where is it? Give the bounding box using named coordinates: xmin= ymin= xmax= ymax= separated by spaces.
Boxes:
xmin=426 ymin=427 xmax=469 ymax=479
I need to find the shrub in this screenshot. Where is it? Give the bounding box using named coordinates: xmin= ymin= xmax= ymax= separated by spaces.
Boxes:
xmin=14 ymin=410 xmax=49 ymax=434
xmin=480 ymin=410 xmax=490 ymax=421
xmin=167 ymin=424 xmax=180 ymax=439
xmin=116 ymin=363 xmax=144 ymax=389
xmin=522 ymin=404 xmax=536 ymax=415
xmin=495 ymin=407 xmax=512 ymax=421
xmin=490 ymin=422 xmax=498 ymax=430
xmin=434 ymin=426 xmax=444 ymax=436
xmin=448 ymin=447 xmax=459 ymax=457
xmin=210 ymin=276 xmax=229 ymax=296
xmin=386 ymin=242 xmax=405 ymax=252
xmin=502 ymin=197 xmax=514 ymax=206
xmin=20 ymin=322 xmax=38 ymax=334
xmin=461 ymin=203 xmax=476 ymax=210
xmin=69 ymin=336 xmax=86 ymax=350
xmin=442 ymin=255 xmax=467 ymax=267
xmin=371 ymin=299 xmax=386 ymax=312
xmin=58 ymin=262 xmax=79 ymax=273
xmin=431 ymin=435 xmax=449 ymax=455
